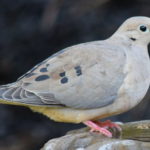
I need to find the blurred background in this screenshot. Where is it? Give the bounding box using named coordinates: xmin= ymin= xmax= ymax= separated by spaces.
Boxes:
xmin=0 ymin=0 xmax=150 ymax=149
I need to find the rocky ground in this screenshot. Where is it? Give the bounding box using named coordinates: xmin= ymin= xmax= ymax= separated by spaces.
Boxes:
xmin=42 ymin=121 xmax=150 ymax=150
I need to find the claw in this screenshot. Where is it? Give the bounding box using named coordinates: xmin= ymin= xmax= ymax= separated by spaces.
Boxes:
xmin=83 ymin=120 xmax=112 ymax=138
xmin=93 ymin=120 xmax=122 ymax=131
xmin=83 ymin=120 xmax=121 ymax=138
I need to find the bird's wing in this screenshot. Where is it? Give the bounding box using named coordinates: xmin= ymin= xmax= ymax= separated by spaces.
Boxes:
xmin=0 ymin=41 xmax=127 ymax=109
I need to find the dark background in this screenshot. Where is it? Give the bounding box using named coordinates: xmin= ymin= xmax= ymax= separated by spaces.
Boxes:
xmin=0 ymin=0 xmax=150 ymax=149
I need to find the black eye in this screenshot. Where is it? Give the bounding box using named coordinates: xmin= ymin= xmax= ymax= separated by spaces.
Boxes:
xmin=138 ymin=25 xmax=149 ymax=33
xmin=140 ymin=25 xmax=147 ymax=32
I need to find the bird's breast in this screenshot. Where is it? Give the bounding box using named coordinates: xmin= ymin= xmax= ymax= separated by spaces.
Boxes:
xmin=119 ymin=46 xmax=150 ymax=108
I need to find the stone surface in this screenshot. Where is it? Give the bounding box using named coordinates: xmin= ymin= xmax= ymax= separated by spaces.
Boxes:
xmin=41 ymin=121 xmax=150 ymax=150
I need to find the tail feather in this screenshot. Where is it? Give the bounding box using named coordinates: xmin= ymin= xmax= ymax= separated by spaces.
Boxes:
xmin=0 ymin=83 xmax=64 ymax=107
xmin=0 ymin=88 xmax=8 ymax=99
xmin=0 ymin=83 xmax=46 ymax=106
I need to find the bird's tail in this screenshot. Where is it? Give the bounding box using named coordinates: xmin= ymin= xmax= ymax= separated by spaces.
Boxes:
xmin=0 ymin=83 xmax=25 ymax=106
xmin=0 ymin=82 xmax=50 ymax=107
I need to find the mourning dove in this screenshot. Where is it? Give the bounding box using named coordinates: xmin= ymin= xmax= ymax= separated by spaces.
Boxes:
xmin=0 ymin=16 xmax=150 ymax=137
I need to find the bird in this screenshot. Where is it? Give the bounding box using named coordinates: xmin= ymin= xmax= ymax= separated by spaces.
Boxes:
xmin=0 ymin=16 xmax=150 ymax=138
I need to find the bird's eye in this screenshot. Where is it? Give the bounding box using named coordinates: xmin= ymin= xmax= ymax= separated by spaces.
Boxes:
xmin=138 ymin=25 xmax=149 ymax=33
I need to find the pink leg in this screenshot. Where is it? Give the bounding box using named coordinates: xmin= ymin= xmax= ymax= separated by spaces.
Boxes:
xmin=93 ymin=120 xmax=121 ymax=131
xmin=83 ymin=120 xmax=112 ymax=137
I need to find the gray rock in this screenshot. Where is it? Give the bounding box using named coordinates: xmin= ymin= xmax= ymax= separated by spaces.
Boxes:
xmin=41 ymin=121 xmax=150 ymax=150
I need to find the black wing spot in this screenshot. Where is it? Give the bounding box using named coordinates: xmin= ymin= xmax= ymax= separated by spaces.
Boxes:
xmin=76 ymin=69 xmax=82 ymax=76
xmin=74 ymin=66 xmax=82 ymax=76
xmin=17 ymin=60 xmax=49 ymax=81
xmin=61 ymin=77 xmax=68 ymax=84
xmin=74 ymin=66 xmax=81 ymax=70
xmin=46 ymin=64 xmax=50 ymax=67
xmin=59 ymin=72 xmax=65 ymax=77
xmin=40 ymin=68 xmax=48 ymax=73
xmin=35 ymin=75 xmax=50 ymax=81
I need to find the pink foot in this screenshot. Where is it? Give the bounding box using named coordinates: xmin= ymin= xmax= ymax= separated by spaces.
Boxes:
xmin=83 ymin=120 xmax=112 ymax=137
xmin=93 ymin=120 xmax=121 ymax=131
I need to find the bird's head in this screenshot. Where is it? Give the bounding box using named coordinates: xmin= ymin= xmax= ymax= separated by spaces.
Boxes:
xmin=113 ymin=16 xmax=150 ymax=45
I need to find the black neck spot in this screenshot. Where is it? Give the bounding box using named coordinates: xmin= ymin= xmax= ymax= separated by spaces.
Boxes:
xmin=130 ymin=38 xmax=136 ymax=41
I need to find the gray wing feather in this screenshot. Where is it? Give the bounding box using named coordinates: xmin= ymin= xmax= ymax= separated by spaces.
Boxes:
xmin=0 ymin=40 xmax=127 ymax=109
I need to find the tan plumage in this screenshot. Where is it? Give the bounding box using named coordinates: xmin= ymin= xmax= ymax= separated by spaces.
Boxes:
xmin=0 ymin=16 xmax=150 ymax=126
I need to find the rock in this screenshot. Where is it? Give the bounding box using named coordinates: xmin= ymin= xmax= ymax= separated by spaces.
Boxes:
xmin=41 ymin=120 xmax=150 ymax=150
